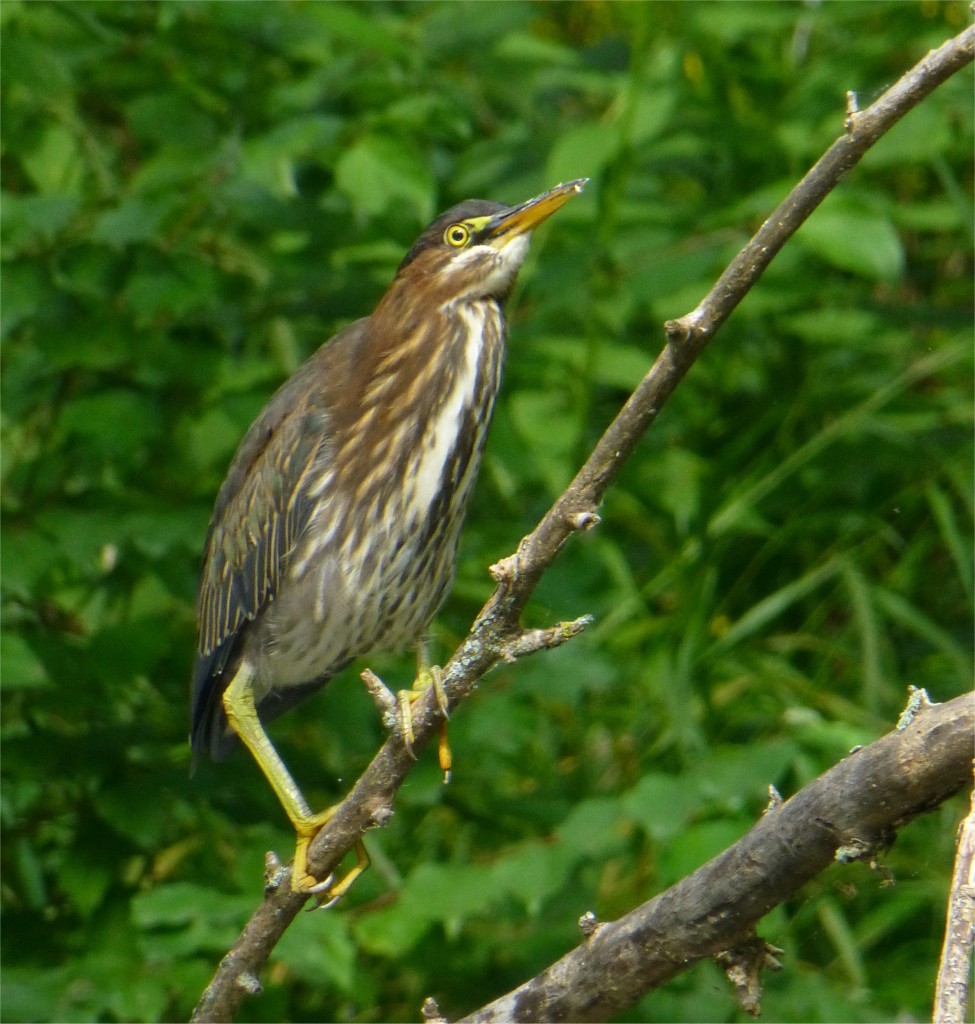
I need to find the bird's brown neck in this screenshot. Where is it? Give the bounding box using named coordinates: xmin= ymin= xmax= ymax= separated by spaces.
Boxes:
xmin=323 ymin=279 xmax=506 ymax=520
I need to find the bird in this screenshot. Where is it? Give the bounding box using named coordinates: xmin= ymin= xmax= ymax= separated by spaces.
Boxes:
xmin=191 ymin=178 xmax=587 ymax=897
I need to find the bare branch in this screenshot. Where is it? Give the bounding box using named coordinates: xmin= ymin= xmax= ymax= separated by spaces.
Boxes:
xmin=460 ymin=694 xmax=975 ymax=1023
xmin=715 ymin=938 xmax=784 ymax=1018
xmin=934 ymin=784 xmax=975 ymax=1024
xmin=191 ymin=25 xmax=974 ymax=1023
xmin=360 ymin=668 xmax=398 ymax=729
xmin=498 ymin=616 xmax=594 ymax=663
xmin=493 ymin=23 xmax=975 ymax=623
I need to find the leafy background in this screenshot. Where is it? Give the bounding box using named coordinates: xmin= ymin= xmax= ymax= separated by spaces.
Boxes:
xmin=2 ymin=1 xmax=972 ymax=1021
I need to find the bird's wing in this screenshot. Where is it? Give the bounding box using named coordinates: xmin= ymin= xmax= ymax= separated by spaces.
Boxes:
xmin=196 ymin=381 xmax=326 ymax=660
xmin=190 ymin=319 xmax=368 ymax=759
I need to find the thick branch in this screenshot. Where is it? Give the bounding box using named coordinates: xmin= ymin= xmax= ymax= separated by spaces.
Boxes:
xmin=461 ymin=693 xmax=975 ymax=1023
xmin=191 ymin=25 xmax=974 ymax=1023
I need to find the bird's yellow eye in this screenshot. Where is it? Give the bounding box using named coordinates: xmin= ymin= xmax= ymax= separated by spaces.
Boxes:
xmin=444 ymin=223 xmax=470 ymax=247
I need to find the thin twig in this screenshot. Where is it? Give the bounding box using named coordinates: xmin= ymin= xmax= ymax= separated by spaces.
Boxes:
xmin=498 ymin=616 xmax=594 ymax=663
xmin=191 ymin=24 xmax=974 ymax=1023
xmin=934 ymin=783 xmax=975 ymax=1024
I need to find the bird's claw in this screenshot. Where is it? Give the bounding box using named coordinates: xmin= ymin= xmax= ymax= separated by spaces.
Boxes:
xmin=299 ymin=837 xmax=369 ymax=910
xmin=310 ymin=890 xmax=345 ymax=912
xmin=397 ymin=687 xmax=419 ymax=760
xmin=426 ymin=664 xmax=450 ymax=719
xmin=304 ymin=871 xmax=336 ymax=896
xmin=396 ymin=665 xmax=452 ymax=780
xmin=302 ymin=872 xmax=345 ymax=910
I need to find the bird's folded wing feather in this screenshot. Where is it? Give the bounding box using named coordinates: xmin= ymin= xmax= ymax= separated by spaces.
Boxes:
xmin=195 ymin=320 xmax=370 ymax=662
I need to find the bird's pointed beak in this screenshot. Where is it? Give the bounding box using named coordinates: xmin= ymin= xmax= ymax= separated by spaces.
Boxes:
xmin=485 ymin=178 xmax=588 ymax=242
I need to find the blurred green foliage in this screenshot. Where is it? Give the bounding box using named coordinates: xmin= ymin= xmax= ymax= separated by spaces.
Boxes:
xmin=1 ymin=1 xmax=972 ymax=1021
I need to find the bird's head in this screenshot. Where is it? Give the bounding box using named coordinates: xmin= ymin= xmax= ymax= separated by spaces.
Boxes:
xmin=394 ymin=178 xmax=588 ymax=304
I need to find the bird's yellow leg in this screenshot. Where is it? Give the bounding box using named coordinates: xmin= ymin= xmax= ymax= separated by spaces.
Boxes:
xmin=397 ymin=645 xmax=452 ymax=781
xmin=222 ymin=664 xmax=362 ymax=899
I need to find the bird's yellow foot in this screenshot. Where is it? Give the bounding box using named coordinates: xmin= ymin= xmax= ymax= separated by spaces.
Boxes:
xmin=290 ymin=808 xmax=369 ymax=907
xmin=398 ymin=664 xmax=452 ymax=781
xmin=291 ymin=806 xmax=338 ymax=894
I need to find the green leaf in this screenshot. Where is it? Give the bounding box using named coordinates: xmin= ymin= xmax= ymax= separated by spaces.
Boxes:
xmin=58 ymin=390 xmax=161 ymax=460
xmin=590 ymin=341 xmax=650 ymax=392
xmin=352 ymin=898 xmax=433 ymax=958
xmin=307 ymin=2 xmax=411 ymax=59
xmin=122 ymin=259 xmax=223 ymax=324
xmin=0 ymin=633 xmax=49 ymax=691
xmin=707 ymin=560 xmax=841 ymax=654
xmin=92 ymin=775 xmax=169 ymax=848
xmin=132 ymin=881 xmax=251 ymax=932
xmin=125 ymin=92 xmax=219 ymax=149
xmin=491 ymin=840 xmax=573 ymax=914
xmin=12 ymin=836 xmax=47 ymax=909
xmin=555 ymin=797 xmax=629 ymax=858
xmin=276 ymin=914 xmax=356 ymax=991
xmin=492 ymin=30 xmax=581 ymax=68
xmin=508 ymin=390 xmax=577 ymax=493
xmin=1 ymin=193 xmax=79 ymax=252
xmin=646 ymin=449 xmax=708 ymax=535
xmin=0 ymin=524 xmax=61 ymax=594
xmin=241 ymin=115 xmax=342 ymax=198
xmin=184 ymin=407 xmax=252 ymax=476
xmin=782 ymin=308 xmax=882 ymax=346
xmin=659 ymin=820 xmax=746 ymax=883
xmin=90 ymin=198 xmax=172 ymax=249
xmin=334 ymin=136 xmax=434 ymax=221
xmin=402 ymin=861 xmax=497 ymax=921
xmin=58 ymin=849 xmax=113 ymax=918
xmin=795 ymin=195 xmax=905 ymax=281
xmin=546 ymin=121 xmax=620 ymax=186
xmin=2 ymin=34 xmax=73 ymax=102
xmin=623 ymin=774 xmax=702 ymax=842
xmin=0 ymin=966 xmax=63 ymax=1023
xmin=688 ymin=740 xmax=798 ymax=807
xmin=861 ymin=99 xmax=953 ymax=168
xmin=20 ymin=123 xmax=84 ymax=196
xmin=875 ymin=586 xmax=973 ymax=682
xmin=925 ymin=482 xmax=973 ymax=600
xmin=0 ymin=261 xmax=48 ymax=335
xmin=628 ymin=88 xmax=675 ymax=147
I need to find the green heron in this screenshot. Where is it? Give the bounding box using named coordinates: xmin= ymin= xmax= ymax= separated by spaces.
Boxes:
xmin=191 ymin=178 xmax=587 ymax=896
